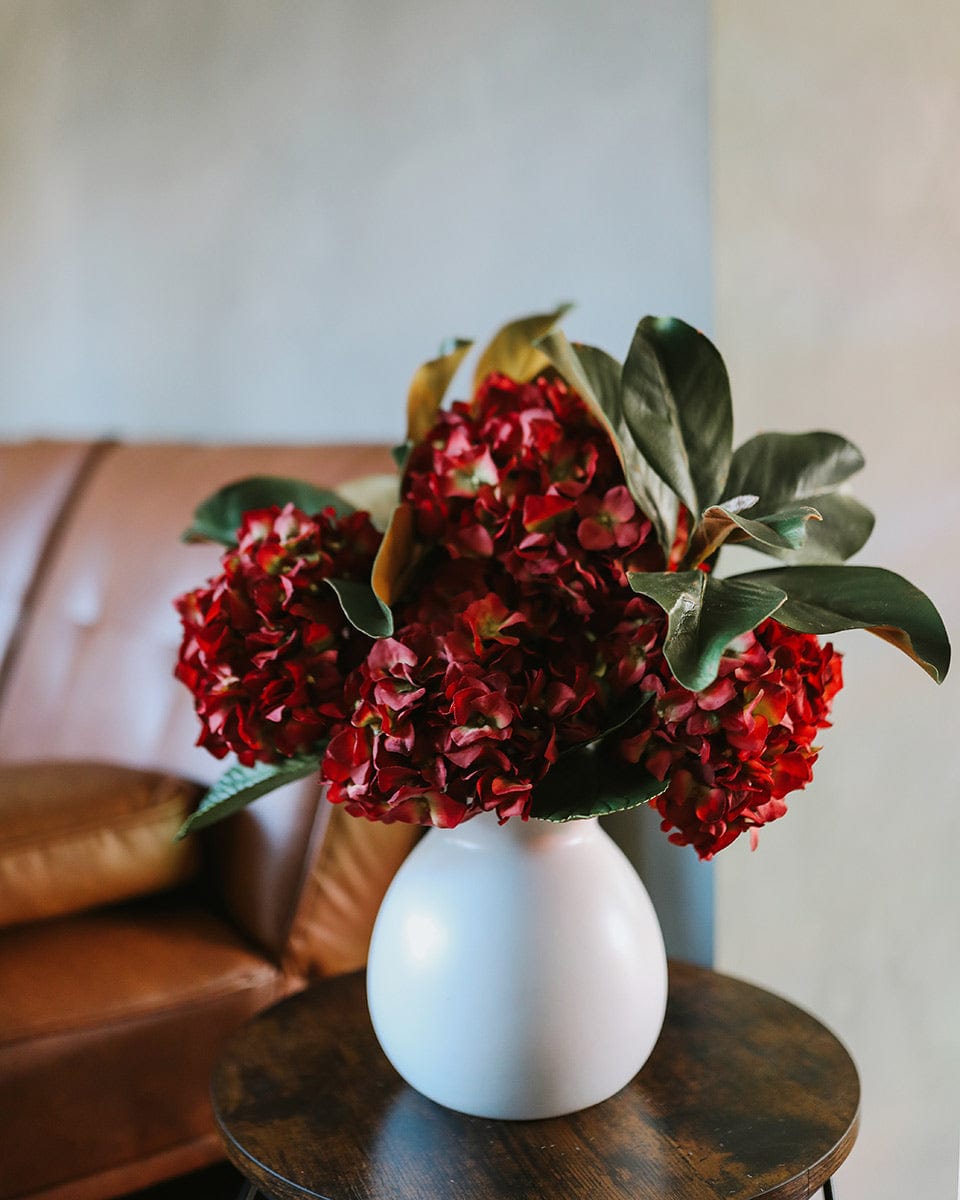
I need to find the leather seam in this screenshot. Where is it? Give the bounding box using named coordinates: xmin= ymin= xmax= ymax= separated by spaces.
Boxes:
xmin=0 ymin=439 xmax=117 ymax=711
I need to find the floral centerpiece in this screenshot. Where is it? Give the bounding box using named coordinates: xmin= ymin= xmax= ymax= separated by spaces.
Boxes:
xmin=173 ymin=306 xmax=950 ymax=1120
xmin=174 ymin=307 xmax=949 ymax=858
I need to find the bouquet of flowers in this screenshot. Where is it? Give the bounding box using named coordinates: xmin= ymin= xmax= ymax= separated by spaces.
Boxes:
xmin=174 ymin=309 xmax=949 ymax=859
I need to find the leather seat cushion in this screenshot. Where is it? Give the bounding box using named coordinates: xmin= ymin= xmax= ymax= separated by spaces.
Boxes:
xmin=0 ymin=762 xmax=202 ymax=929
xmin=0 ymin=892 xmax=292 ymax=1200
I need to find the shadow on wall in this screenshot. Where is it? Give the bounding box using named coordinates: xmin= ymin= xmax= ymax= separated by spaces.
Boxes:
xmin=606 ymin=806 xmax=713 ymax=966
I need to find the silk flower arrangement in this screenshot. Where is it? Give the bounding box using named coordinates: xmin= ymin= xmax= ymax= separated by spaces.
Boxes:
xmin=174 ymin=308 xmax=950 ymax=860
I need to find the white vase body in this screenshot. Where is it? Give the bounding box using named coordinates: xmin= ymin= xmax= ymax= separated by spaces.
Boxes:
xmin=366 ymin=812 xmax=668 ymax=1120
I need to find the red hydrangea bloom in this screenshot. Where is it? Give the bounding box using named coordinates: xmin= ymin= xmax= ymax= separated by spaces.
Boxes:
xmin=401 ymin=372 xmax=665 ymax=616
xmin=175 ymin=504 xmax=381 ymax=766
xmin=617 ymin=619 xmax=843 ymax=859
xmin=322 ymin=557 xmax=608 ymax=826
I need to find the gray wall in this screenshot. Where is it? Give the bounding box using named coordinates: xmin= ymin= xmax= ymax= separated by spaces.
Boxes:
xmin=0 ymin=0 xmax=711 ymax=445
xmin=713 ymin=2 xmax=960 ymax=1195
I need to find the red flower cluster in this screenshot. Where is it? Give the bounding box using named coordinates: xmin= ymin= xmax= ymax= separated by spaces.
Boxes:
xmin=175 ymin=369 xmax=845 ymax=855
xmin=175 ymin=505 xmax=381 ymax=766
xmin=618 ymin=620 xmax=843 ymax=859
xmin=322 ymin=557 xmax=609 ymax=826
xmin=310 ymin=373 xmax=672 ymax=828
xmin=402 ymin=372 xmax=665 ymax=615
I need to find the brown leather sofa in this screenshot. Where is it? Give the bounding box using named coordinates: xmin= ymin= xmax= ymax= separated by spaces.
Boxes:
xmin=0 ymin=440 xmax=419 ymax=1200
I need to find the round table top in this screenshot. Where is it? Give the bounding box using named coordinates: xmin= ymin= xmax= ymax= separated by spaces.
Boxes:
xmin=211 ymin=962 xmax=859 ymax=1200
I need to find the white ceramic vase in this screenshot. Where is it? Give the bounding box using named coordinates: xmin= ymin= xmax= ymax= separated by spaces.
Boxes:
xmin=366 ymin=811 xmax=667 ymax=1120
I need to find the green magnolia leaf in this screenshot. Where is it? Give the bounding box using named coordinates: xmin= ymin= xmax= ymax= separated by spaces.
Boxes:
xmin=530 ymin=742 xmax=668 ymax=822
xmin=724 ymin=431 xmax=865 ymax=512
xmin=406 ymin=338 xmax=473 ymax=444
xmin=628 ymin=570 xmax=787 ymax=691
xmin=473 ymin=304 xmax=572 ymax=392
xmin=182 ymin=477 xmax=355 ymax=546
xmin=176 ymin=756 xmax=321 ymax=838
xmin=721 ymin=432 xmax=872 ymax=563
xmin=324 ymin=577 xmax=393 ymax=639
xmin=732 ymin=505 xmax=822 ymax=549
xmin=734 ymin=565 xmax=951 ymax=683
xmin=621 ymin=316 xmax=733 ymax=518
xmin=686 ymin=503 xmax=822 ymax=566
xmin=760 ymin=493 xmax=875 ymax=565
xmin=537 ymin=329 xmax=678 ymax=554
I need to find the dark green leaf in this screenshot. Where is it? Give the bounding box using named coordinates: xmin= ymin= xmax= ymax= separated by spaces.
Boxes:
xmin=182 ymin=477 xmax=354 ymax=546
xmin=324 ymin=577 xmax=393 ymax=638
xmin=735 ymin=505 xmax=821 ymax=549
xmin=530 ymin=741 xmax=668 ymax=822
xmin=734 ymin=565 xmax=951 ymax=683
xmin=628 ymin=570 xmax=787 ymax=691
xmin=722 ymin=431 xmax=872 ymax=564
xmin=392 ymin=442 xmax=412 ymax=471
xmin=761 ymin=493 xmax=875 ymax=564
xmin=586 ymin=689 xmax=654 ymax=744
xmin=176 ymin=756 xmax=321 ymax=838
xmin=621 ymin=317 xmax=733 ymax=517
xmin=536 ymin=329 xmax=678 ymax=554
xmin=724 ymin=431 xmax=865 ymax=513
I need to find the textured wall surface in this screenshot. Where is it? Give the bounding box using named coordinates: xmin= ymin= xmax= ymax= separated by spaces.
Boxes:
xmin=713 ymin=3 xmax=960 ymax=1195
xmin=0 ymin=0 xmax=711 ymax=443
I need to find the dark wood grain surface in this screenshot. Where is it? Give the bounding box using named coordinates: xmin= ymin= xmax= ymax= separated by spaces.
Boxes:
xmin=211 ymin=962 xmax=859 ymax=1200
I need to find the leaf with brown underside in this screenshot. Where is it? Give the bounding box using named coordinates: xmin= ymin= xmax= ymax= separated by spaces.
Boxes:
xmin=685 ymin=504 xmax=822 ymax=568
xmin=406 ymin=339 xmax=473 ymax=444
xmin=371 ymin=502 xmax=417 ymax=606
xmin=734 ymin=564 xmax=951 ymax=683
xmin=472 ymin=304 xmax=572 ymax=392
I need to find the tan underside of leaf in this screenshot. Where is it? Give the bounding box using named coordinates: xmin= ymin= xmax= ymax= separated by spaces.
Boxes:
xmin=868 ymin=624 xmax=940 ymax=682
xmin=472 ymin=305 xmax=572 ymax=392
xmin=372 ymin=502 xmax=416 ymax=606
xmin=406 ymin=340 xmax=473 ymax=444
xmin=685 ymin=508 xmax=740 ymax=567
xmin=335 ymin=473 xmax=400 ymax=531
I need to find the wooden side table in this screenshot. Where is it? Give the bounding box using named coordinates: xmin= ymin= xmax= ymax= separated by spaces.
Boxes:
xmin=210 ymin=962 xmax=859 ymax=1200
